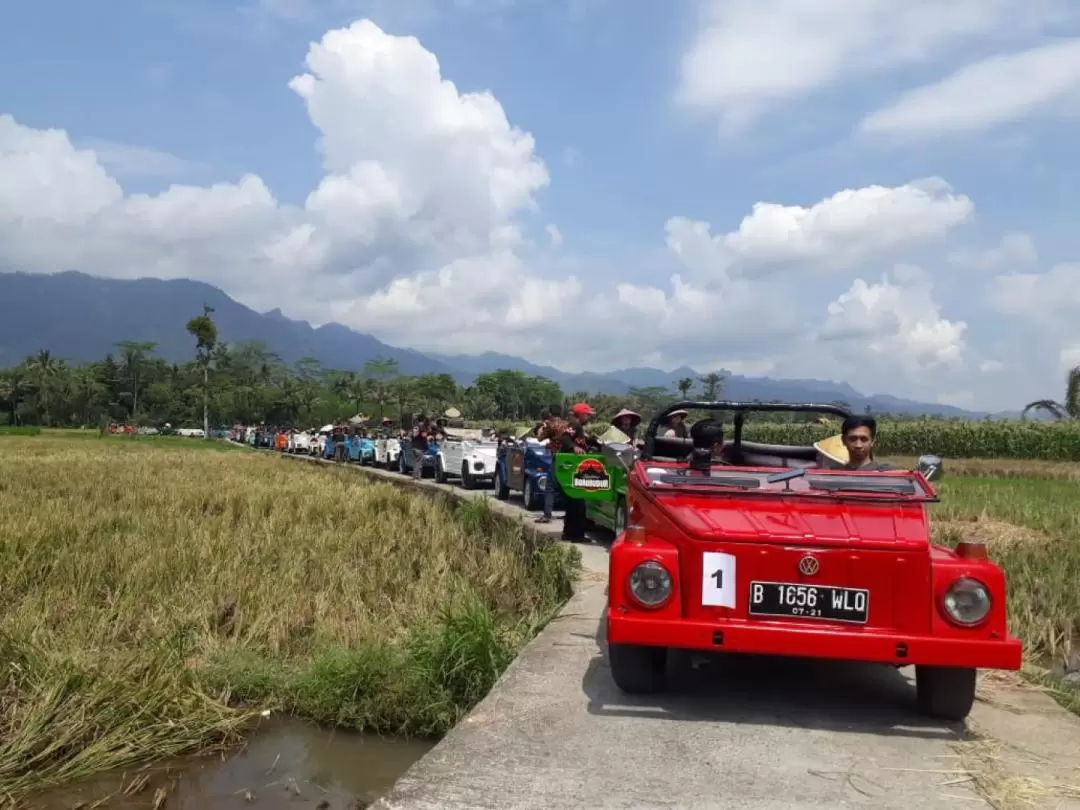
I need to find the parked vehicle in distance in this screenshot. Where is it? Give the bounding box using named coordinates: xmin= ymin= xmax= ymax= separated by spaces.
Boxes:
xmin=374 ymin=436 xmax=402 ymax=469
xmin=399 ymin=436 xmax=439 ymax=477
xmin=436 ymin=435 xmax=499 ymax=488
xmin=496 ymin=435 xmax=556 ymax=511
xmin=346 ymin=435 xmax=376 ymax=465
xmin=599 ymin=400 xmax=1022 ymax=721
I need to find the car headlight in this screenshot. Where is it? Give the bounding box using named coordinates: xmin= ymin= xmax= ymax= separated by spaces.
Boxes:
xmin=942 ymin=577 xmax=991 ymax=626
xmin=628 ymin=561 xmax=673 ymax=608
xmin=473 ymin=460 xmax=485 ymax=471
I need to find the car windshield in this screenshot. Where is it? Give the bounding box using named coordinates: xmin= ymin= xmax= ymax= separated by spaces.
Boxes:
xmin=642 ymin=464 xmax=933 ymax=500
xmin=646 ymin=468 xmax=761 ymax=489
xmin=806 ymin=475 xmax=917 ymax=496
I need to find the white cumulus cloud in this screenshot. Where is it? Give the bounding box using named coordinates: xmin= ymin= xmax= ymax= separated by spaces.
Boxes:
xmin=0 ymin=16 xmax=1008 ymax=403
xmin=860 ymin=38 xmax=1080 ymax=138
xmin=677 ymin=0 xmax=1064 ymax=132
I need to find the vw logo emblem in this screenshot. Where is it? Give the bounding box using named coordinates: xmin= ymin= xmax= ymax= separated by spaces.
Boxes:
xmin=798 ymin=555 xmax=820 ymax=576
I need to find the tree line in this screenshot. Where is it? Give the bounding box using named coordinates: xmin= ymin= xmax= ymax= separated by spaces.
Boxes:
xmin=5 ymin=307 xmax=1034 ymax=430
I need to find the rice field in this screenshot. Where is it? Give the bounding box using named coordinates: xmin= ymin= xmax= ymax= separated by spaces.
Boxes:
xmin=2 ymin=430 xmax=1079 ymax=804
xmin=0 ymin=436 xmax=580 ymax=804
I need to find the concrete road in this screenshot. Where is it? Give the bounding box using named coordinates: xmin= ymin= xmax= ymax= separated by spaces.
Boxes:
xmin=275 ymin=451 xmax=1080 ymax=810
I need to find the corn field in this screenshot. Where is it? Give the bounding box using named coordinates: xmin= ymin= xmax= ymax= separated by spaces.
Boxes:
xmin=740 ymin=420 xmax=1080 ymax=461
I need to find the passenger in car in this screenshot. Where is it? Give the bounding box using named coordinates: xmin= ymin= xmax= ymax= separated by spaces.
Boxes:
xmin=662 ymin=409 xmax=690 ymax=439
xmin=821 ymin=415 xmax=895 ymax=471
xmin=686 ymin=419 xmax=728 ymax=469
xmin=611 ymin=408 xmax=642 ymax=443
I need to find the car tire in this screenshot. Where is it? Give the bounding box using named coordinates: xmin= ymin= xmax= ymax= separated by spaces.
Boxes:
xmin=613 ymin=497 xmax=627 ymax=537
xmin=435 ymin=457 xmax=447 ymax=484
xmin=608 ymin=642 xmax=667 ymax=694
xmin=523 ymin=477 xmax=535 ymax=510
xmin=915 ymin=665 xmax=977 ymax=721
xmin=462 ymin=463 xmax=476 ymax=490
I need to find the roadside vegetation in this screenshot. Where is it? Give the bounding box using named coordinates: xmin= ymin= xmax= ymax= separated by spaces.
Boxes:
xmin=0 ymin=436 xmax=580 ymax=804
xmin=930 ymin=475 xmax=1080 ymax=678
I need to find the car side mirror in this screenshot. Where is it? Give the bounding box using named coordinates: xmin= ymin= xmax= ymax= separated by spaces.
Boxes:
xmin=915 ymin=454 xmax=944 ymax=482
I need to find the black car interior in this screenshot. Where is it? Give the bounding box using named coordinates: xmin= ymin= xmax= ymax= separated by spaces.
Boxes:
xmin=643 ymin=401 xmax=852 ymax=469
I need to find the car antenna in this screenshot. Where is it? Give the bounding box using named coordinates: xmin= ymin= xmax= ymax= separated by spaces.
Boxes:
xmin=766 ymin=467 xmax=806 ymax=491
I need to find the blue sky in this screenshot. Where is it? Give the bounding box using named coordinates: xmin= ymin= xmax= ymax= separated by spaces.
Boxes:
xmin=2 ymin=0 xmax=1080 ymax=411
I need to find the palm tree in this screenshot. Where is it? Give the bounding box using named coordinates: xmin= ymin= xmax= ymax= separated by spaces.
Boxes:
xmin=698 ymin=371 xmax=727 ymax=401
xmin=115 ymin=341 xmax=157 ymax=420
xmin=1023 ymin=366 xmax=1080 ymax=420
xmin=27 ymin=350 xmax=61 ymax=425
xmin=0 ymin=366 xmax=29 ymax=425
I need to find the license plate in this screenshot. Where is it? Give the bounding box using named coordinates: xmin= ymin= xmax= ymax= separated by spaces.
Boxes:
xmin=748 ymin=581 xmax=869 ymax=624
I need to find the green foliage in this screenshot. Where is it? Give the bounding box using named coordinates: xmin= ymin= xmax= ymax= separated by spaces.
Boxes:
xmin=741 ymin=420 xmax=1080 ymax=461
xmin=0 ymin=426 xmax=40 ymax=436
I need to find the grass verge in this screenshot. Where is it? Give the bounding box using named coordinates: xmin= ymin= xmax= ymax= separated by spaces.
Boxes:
xmin=929 ymin=474 xmax=1080 ymax=706
xmin=0 ymin=437 xmax=580 ymax=804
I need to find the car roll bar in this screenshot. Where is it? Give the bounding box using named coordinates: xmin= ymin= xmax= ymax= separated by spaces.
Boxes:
xmin=641 ymin=400 xmax=853 ymax=461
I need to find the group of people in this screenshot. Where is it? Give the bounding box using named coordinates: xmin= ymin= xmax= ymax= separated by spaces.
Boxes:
xmin=525 ymin=404 xmax=893 ymax=542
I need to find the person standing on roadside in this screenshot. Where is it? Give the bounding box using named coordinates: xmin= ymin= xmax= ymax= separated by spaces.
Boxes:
xmin=331 ymin=419 xmax=347 ymax=461
xmin=536 ymin=402 xmax=596 ymax=542
xmin=410 ymin=414 xmax=430 ymax=479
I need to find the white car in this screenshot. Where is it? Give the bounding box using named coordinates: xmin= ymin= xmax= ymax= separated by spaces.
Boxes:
xmin=291 ymin=431 xmax=314 ymax=454
xmin=436 ymin=437 xmax=499 ymax=489
xmin=374 ymin=436 xmax=402 ymax=469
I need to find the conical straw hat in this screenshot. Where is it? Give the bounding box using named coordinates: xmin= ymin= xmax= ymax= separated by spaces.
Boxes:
xmin=813 ymin=433 xmax=849 ymax=466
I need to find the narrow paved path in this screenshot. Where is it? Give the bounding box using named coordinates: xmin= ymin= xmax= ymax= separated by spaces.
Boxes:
xmin=274 ymin=451 xmax=1080 ymax=810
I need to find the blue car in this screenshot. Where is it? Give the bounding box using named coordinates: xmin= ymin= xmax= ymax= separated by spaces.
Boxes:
xmin=346 ymin=436 xmax=376 ymax=465
xmin=322 ymin=434 xmax=343 ymax=460
xmin=496 ymin=438 xmax=560 ymax=511
xmin=399 ymin=437 xmax=439 ymax=477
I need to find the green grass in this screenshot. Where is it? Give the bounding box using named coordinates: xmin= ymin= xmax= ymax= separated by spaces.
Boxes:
xmin=930 ymin=476 xmax=1080 ymax=670
xmin=0 ymin=437 xmax=580 ymax=803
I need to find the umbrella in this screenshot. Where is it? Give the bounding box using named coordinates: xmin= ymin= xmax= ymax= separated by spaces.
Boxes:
xmin=444 ymin=407 xmax=462 ymax=419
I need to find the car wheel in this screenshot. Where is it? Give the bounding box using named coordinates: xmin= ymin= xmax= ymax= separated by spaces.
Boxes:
xmin=462 ymin=463 xmax=475 ymax=490
xmin=614 ymin=498 xmax=627 ymax=537
xmin=915 ymin=665 xmax=977 ymax=721
xmin=435 ymin=458 xmax=447 ymax=483
xmin=608 ymin=642 xmax=667 ymax=694
xmin=524 ymin=477 xmax=536 ymax=510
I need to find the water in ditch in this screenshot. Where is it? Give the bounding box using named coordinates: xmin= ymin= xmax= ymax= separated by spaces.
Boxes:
xmin=31 ymin=717 xmax=434 ymax=809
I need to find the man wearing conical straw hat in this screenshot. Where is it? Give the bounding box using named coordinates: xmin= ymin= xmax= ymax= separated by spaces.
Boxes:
xmin=814 ymin=415 xmax=895 ymax=471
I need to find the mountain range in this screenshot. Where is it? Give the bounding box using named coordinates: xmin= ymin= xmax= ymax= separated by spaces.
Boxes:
xmin=0 ymin=270 xmax=990 ymax=417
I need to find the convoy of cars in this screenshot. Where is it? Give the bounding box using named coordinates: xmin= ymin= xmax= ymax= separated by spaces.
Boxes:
xmin=230 ymin=401 xmax=1022 ymax=722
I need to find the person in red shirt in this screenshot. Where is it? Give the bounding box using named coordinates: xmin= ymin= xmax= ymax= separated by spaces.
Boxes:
xmin=536 ymin=402 xmax=597 ymax=541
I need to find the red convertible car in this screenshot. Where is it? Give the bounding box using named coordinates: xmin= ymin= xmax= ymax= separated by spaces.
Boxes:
xmin=606 ymin=401 xmax=1022 ymax=721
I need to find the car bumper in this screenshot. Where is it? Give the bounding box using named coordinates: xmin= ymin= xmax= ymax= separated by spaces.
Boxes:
xmin=607 ymin=612 xmax=1023 ymax=670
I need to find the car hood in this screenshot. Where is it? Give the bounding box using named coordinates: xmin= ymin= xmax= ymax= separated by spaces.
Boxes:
xmin=647 ymin=489 xmax=929 ymax=551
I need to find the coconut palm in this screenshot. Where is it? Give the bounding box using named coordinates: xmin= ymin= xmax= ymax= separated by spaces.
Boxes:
xmin=1022 ymin=366 xmax=1080 ymax=420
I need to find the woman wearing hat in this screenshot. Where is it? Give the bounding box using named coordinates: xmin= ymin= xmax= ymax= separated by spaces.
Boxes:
xmin=611 ymin=408 xmax=642 ymax=443
xmin=663 ymin=409 xmax=689 ymax=439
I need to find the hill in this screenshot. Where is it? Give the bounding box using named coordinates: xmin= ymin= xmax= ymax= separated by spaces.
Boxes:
xmin=0 ymin=270 xmax=982 ymax=416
